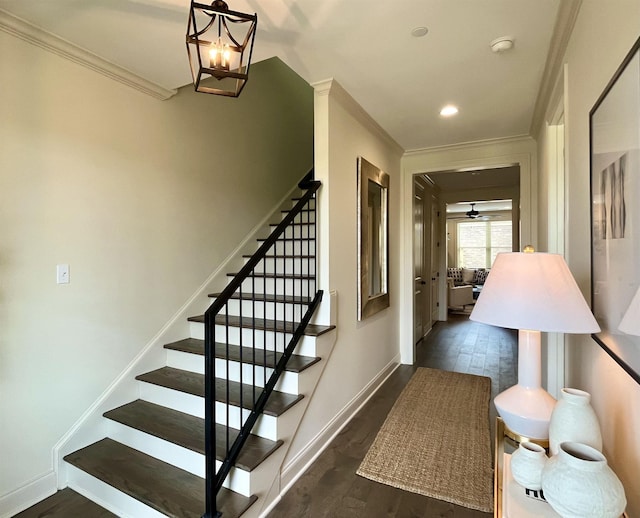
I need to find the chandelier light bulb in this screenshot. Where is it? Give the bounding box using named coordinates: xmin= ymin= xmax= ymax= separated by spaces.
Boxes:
xmin=209 ymin=38 xmax=230 ymax=70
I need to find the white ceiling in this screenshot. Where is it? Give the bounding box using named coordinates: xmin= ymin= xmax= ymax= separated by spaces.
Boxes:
xmin=0 ymin=0 xmax=566 ymax=150
xmin=426 ymin=165 xmax=520 ymax=192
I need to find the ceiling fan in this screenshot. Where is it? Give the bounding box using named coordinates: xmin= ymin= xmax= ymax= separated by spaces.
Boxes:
xmin=466 ymin=203 xmax=480 ymax=219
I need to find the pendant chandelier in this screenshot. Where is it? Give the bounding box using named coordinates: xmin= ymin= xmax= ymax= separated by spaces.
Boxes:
xmin=186 ymin=0 xmax=257 ymax=97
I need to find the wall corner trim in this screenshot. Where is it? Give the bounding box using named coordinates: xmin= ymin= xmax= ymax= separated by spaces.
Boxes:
xmin=0 ymin=8 xmax=178 ymax=101
xmin=311 ymin=78 xmax=405 ymax=157
xmin=529 ymin=0 xmax=582 ymax=136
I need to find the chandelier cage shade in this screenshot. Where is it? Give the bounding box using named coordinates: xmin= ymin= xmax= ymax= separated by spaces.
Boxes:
xmin=186 ymin=0 xmax=257 ymax=97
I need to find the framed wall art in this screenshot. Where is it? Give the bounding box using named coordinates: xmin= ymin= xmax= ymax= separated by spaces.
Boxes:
xmin=590 ymin=35 xmax=640 ymax=385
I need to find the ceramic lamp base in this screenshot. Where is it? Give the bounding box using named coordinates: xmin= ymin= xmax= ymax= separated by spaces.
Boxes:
xmin=495 ymin=384 xmax=557 ymax=440
xmin=495 ymin=329 xmax=557 ymax=440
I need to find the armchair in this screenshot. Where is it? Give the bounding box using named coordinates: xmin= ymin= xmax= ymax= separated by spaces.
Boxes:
xmin=447 ymin=278 xmax=474 ymax=310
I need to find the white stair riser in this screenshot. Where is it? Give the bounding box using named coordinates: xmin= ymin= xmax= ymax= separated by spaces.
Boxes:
xmin=267 ymin=240 xmax=316 ymax=256
xmin=288 ymin=198 xmax=315 ymax=207
xmin=249 ymin=257 xmax=316 ymax=276
xmin=107 ymin=420 xmax=204 ymax=477
xmin=67 ymin=465 xmax=166 ymax=518
xmin=139 ymin=381 xmax=204 ymax=418
xmin=190 ymin=322 xmax=294 ymax=350
xmin=105 ymin=421 xmax=253 ymax=496
xmin=215 ymin=359 xmax=300 ymax=394
xmin=236 ymin=277 xmax=315 ymax=296
xmin=214 ymin=401 xmax=278 ymax=440
xmin=214 ymin=325 xmax=304 ymax=353
xmin=290 ymin=334 xmax=320 ymax=356
xmin=282 ymin=212 xmax=315 ymax=225
xmin=268 ymin=225 xmax=315 ymax=240
xmin=165 ymin=349 xmax=301 ymax=394
xmin=166 ymin=349 xmax=204 ymax=374
xmin=189 ymin=323 xmax=319 ymax=355
xmin=216 ymin=299 xmax=306 ymax=322
xmin=138 ymin=382 xmax=279 ymax=440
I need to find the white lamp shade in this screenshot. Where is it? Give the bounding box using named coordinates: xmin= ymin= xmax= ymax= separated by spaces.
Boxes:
xmin=470 ymin=252 xmax=600 ymax=334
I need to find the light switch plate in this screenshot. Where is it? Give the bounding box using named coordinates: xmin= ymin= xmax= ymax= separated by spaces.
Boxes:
xmin=57 ymin=264 xmax=70 ymax=284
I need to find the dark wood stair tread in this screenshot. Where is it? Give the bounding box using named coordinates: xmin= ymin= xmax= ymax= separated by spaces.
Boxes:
xmin=135 ymin=367 xmax=303 ymax=416
xmin=165 ymin=338 xmax=320 ymax=373
xmin=269 ymin=222 xmax=312 ymax=227
xmin=282 ymin=205 xmax=314 ymax=210
xmin=242 ymin=254 xmax=314 ymax=260
xmin=209 ymin=292 xmax=313 ymax=304
xmin=13 ymin=488 xmax=117 ymax=518
xmin=227 ymin=271 xmax=314 ymax=280
xmin=188 ymin=314 xmax=334 ymax=336
xmin=257 ymin=237 xmax=315 ymax=243
xmin=64 ymin=438 xmax=255 ymax=518
xmin=103 ymin=400 xmax=282 ymax=471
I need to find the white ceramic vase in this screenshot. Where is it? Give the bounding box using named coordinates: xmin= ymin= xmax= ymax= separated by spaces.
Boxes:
xmin=541 ymin=441 xmax=626 ymax=518
xmin=510 ymin=441 xmax=548 ymax=490
xmin=549 ymin=388 xmax=602 ymax=455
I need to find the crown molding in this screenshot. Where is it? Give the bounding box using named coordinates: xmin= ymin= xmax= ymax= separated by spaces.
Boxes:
xmin=404 ymin=134 xmax=535 ymax=157
xmin=0 ymin=8 xmax=177 ymax=101
xmin=529 ymin=0 xmax=582 ymax=136
xmin=312 ymin=78 xmax=405 ymax=157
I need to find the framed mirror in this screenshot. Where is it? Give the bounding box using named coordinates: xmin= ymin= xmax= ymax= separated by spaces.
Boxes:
xmin=358 ymin=157 xmax=390 ymax=320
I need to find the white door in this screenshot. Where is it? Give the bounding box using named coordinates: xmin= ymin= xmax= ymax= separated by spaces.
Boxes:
xmin=430 ymin=198 xmax=440 ymax=324
xmin=414 ymin=180 xmax=425 ymax=344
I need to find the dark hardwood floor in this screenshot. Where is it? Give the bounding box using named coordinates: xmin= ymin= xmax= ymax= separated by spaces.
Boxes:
xmin=14 ymin=314 xmax=516 ymax=518
xmin=267 ymin=313 xmax=517 ymax=518
xmin=13 ymin=488 xmax=117 ymax=518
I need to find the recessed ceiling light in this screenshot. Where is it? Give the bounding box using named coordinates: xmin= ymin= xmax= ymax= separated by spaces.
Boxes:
xmin=411 ymin=26 xmax=429 ymax=38
xmin=490 ymin=36 xmax=514 ymax=53
xmin=440 ymin=105 xmax=459 ymax=117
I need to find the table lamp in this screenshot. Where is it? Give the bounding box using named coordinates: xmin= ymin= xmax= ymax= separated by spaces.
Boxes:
xmin=470 ymin=248 xmax=600 ymax=440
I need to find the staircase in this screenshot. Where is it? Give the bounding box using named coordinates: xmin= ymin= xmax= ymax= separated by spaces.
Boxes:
xmin=60 ymin=176 xmax=335 ymax=517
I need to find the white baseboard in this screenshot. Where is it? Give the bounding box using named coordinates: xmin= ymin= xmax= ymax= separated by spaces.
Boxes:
xmin=0 ymin=470 xmax=57 ymax=518
xmin=267 ymin=356 xmax=401 ymax=516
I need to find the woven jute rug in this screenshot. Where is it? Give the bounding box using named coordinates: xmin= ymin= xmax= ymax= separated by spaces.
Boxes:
xmin=356 ymin=367 xmax=493 ymax=512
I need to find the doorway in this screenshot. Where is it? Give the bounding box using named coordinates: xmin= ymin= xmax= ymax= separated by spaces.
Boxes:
xmin=424 ymin=166 xmax=520 ymax=316
xmin=399 ymin=145 xmax=537 ymax=364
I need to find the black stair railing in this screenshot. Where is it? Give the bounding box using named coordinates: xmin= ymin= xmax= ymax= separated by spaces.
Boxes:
xmin=203 ymin=173 xmax=322 ymax=518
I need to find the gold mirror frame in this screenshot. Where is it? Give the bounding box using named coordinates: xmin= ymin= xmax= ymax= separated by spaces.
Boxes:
xmin=357 ymin=157 xmax=390 ymax=320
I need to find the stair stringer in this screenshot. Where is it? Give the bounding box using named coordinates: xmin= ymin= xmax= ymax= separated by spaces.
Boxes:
xmin=238 ymin=302 xmax=338 ymax=518
xmin=52 ymin=182 xmax=307 ymax=489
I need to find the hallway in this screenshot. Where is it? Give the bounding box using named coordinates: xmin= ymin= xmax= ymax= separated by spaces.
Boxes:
xmin=268 ymin=314 xmax=517 ymax=517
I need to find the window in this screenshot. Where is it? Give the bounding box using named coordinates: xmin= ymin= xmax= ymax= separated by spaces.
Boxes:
xmin=457 ymin=220 xmax=512 ymax=268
